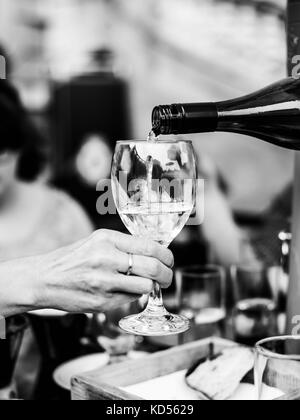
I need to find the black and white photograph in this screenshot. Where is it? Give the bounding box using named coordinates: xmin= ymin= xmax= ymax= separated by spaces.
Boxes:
xmin=0 ymin=0 xmax=300 ymax=404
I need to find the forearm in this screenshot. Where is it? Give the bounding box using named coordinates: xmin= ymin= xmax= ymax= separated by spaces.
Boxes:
xmin=0 ymin=230 xmax=175 ymax=317
xmin=201 ymin=187 xmax=257 ymax=266
xmin=0 ymin=256 xmax=41 ymax=317
xmin=203 ymin=212 xmax=243 ymax=265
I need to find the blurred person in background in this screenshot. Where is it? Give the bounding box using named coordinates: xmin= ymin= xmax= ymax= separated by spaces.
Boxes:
xmin=0 ymin=79 xmax=175 ymax=399
xmin=198 ymin=154 xmax=255 ymax=266
xmin=0 ymin=79 xmax=93 ymax=398
xmin=198 ymin=153 xmax=291 ymax=268
xmin=53 ymin=133 xmax=123 ymax=231
xmin=0 ymin=81 xmax=92 ymax=266
xmin=51 ymin=48 xmax=131 ymax=232
xmin=0 ymin=80 xmax=93 ymax=270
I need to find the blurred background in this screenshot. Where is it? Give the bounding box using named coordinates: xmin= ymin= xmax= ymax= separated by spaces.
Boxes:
xmin=0 ymin=0 xmax=295 ymax=400
xmin=0 ymin=0 xmax=292 ymax=213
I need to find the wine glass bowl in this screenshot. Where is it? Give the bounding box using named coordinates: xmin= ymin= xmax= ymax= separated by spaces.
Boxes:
xmin=111 ymin=140 xmax=197 ymax=336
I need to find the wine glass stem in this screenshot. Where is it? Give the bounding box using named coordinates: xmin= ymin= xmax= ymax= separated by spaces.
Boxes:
xmin=145 ymin=282 xmax=167 ymax=316
xmin=144 ymin=242 xmax=170 ymax=317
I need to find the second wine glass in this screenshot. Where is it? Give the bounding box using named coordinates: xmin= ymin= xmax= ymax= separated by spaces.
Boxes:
xmin=111 ymin=140 xmax=197 ymax=336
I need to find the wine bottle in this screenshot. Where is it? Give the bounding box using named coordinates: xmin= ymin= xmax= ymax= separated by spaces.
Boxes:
xmin=152 ymin=77 xmax=300 ymax=150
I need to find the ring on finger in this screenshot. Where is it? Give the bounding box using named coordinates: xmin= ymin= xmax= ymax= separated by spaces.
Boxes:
xmin=126 ymin=253 xmax=134 ymax=276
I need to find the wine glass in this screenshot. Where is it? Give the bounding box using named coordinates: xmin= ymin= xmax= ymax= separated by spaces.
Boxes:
xmin=175 ymin=265 xmax=226 ymax=325
xmin=111 ymin=140 xmax=197 ymax=336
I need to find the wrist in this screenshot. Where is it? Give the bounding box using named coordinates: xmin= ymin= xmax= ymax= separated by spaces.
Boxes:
xmin=30 ymin=252 xmax=57 ymax=311
xmin=0 ymin=256 xmax=42 ymax=317
xmin=32 ymin=247 xmax=69 ymax=311
xmin=18 ymin=256 xmax=44 ymax=311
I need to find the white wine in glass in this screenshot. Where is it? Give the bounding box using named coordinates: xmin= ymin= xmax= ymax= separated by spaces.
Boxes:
xmin=111 ymin=140 xmax=197 ymax=336
xmin=118 ymin=202 xmax=193 ymax=247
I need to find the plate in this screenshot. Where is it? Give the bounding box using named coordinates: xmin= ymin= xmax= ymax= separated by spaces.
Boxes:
xmin=53 ymin=351 xmax=149 ymax=391
xmin=29 ymin=309 xmax=68 ymax=317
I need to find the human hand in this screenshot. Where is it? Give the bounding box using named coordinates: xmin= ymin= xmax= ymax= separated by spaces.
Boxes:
xmin=36 ymin=229 xmax=174 ymax=313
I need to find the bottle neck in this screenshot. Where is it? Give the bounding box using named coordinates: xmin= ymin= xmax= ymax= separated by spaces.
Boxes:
xmin=152 ymin=103 xmax=218 ymax=136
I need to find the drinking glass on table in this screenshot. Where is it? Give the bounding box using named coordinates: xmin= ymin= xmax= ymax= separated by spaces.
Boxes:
xmin=111 ymin=140 xmax=197 ymax=336
xmin=231 ymin=263 xmax=278 ymax=346
xmin=175 ymin=265 xmax=226 ymax=327
xmin=255 ymin=336 xmax=300 ymax=400
xmin=0 ymin=316 xmax=28 ymax=400
xmin=95 ymin=302 xmax=142 ymax=364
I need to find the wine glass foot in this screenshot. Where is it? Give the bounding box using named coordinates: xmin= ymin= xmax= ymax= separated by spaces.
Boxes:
xmin=119 ymin=311 xmax=190 ymax=337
